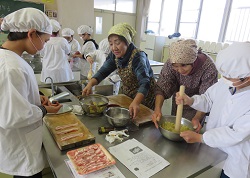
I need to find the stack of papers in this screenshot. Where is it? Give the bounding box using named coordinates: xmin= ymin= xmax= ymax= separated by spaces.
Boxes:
xmin=108 ymin=139 xmax=170 ymax=178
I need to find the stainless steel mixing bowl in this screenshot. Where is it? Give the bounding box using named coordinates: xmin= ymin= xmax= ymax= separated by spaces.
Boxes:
xmin=79 ymin=94 xmax=109 ymax=116
xmin=158 ymin=115 xmax=193 ymax=142
xmin=104 ymin=107 xmax=130 ymax=127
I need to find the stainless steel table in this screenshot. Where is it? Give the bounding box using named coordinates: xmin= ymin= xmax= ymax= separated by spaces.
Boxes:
xmin=42 ymin=87 xmax=227 ymax=178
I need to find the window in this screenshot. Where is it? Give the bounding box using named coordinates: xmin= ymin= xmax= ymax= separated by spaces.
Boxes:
xmin=116 ymin=0 xmax=137 ymax=13
xmin=94 ymin=0 xmax=137 ymax=13
xmin=94 ymin=0 xmax=115 ymax=11
xmin=225 ymin=0 xmax=250 ymax=42
xmin=179 ymin=0 xmax=202 ymax=39
xmin=95 ymin=17 xmax=103 ymax=34
xmin=147 ymin=0 xmax=250 ymax=42
xmin=197 ymin=0 xmax=226 ymax=42
xmin=147 ymin=0 xmax=162 ymax=34
xmin=160 ymin=0 xmax=179 ymax=36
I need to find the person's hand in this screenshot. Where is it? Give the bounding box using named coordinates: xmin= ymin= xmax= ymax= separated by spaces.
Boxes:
xmin=151 ymin=109 xmax=162 ymax=129
xmin=40 ymin=95 xmax=49 ymax=106
xmin=73 ymin=54 xmax=83 ymax=58
xmin=175 ymin=92 xmax=194 ymax=106
xmin=44 ymin=103 xmax=62 ymax=114
xmin=82 ymin=84 xmax=92 ymax=96
xmin=192 ymin=118 xmax=202 ymax=133
xmin=129 ymin=102 xmax=140 ymax=119
xmin=180 ymin=130 xmax=202 ymax=143
xmin=73 ymin=51 xmax=82 ymax=58
xmin=86 ymin=56 xmax=94 ymax=64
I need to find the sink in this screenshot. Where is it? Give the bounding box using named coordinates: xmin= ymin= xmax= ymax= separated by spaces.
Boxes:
xmin=39 ymin=87 xmax=63 ymax=97
xmin=39 ymin=87 xmax=72 ymax=103
xmin=64 ymin=83 xmax=82 ymax=96
xmin=65 ymin=79 xmax=114 ymax=96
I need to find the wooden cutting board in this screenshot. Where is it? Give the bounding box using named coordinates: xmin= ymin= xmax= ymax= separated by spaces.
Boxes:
xmin=107 ymin=94 xmax=154 ymax=126
xmin=43 ymin=112 xmax=95 ymax=150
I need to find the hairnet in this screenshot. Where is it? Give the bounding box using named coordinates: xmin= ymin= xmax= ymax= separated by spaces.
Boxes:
xmin=216 ymin=42 xmax=250 ymax=78
xmin=77 ymin=25 xmax=93 ymax=35
xmin=99 ymin=38 xmax=110 ymax=54
xmin=50 ymin=19 xmax=61 ymax=32
xmin=1 ymin=8 xmax=52 ymax=35
xmin=62 ymin=28 xmax=74 ymax=37
xmin=169 ymin=39 xmax=198 ymax=64
xmin=108 ymin=23 xmax=136 ymax=44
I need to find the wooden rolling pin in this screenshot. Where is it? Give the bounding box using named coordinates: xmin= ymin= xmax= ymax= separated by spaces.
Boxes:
xmin=87 ymin=63 xmax=93 ymax=80
xmin=175 ymin=85 xmax=185 ymax=133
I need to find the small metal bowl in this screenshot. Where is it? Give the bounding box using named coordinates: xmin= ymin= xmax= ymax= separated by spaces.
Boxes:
xmin=104 ymin=107 xmax=130 ymax=127
xmin=79 ymin=94 xmax=109 ymax=116
xmin=158 ymin=115 xmax=193 ymax=142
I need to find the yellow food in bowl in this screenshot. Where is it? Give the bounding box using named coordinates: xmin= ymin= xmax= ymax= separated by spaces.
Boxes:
xmin=161 ymin=121 xmax=190 ymax=133
xmin=89 ymin=101 xmax=105 ymax=114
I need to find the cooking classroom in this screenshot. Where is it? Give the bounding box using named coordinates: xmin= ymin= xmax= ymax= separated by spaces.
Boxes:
xmin=0 ymin=0 xmax=249 ymax=178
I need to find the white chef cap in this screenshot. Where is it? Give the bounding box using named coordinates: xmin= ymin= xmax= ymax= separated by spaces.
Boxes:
xmin=77 ymin=25 xmax=93 ymax=35
xmin=216 ymin=42 xmax=250 ymax=78
xmin=62 ymin=28 xmax=74 ymax=37
xmin=99 ymin=38 xmax=110 ymax=54
xmin=1 ymin=8 xmax=52 ymax=34
xmin=50 ymin=19 xmax=61 ymax=32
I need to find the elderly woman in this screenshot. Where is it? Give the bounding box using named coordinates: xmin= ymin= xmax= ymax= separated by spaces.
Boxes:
xmin=152 ymin=39 xmax=218 ymax=129
xmin=85 ymin=38 xmax=121 ymax=95
xmin=176 ymin=42 xmax=250 ymax=178
xmin=82 ymin=23 xmax=156 ymax=118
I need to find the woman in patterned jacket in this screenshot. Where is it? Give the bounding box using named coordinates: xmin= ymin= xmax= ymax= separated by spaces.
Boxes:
xmin=152 ymin=39 xmax=218 ymax=132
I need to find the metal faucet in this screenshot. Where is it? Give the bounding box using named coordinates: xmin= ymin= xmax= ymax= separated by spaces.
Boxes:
xmin=45 ymin=77 xmax=54 ymax=97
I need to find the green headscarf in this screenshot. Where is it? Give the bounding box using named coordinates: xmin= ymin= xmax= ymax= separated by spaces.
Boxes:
xmin=108 ymin=23 xmax=136 ymax=44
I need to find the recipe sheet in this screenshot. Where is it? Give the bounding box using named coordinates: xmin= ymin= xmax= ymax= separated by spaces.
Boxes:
xmin=65 ymin=159 xmax=125 ymax=178
xmin=108 ymin=139 xmax=170 ymax=178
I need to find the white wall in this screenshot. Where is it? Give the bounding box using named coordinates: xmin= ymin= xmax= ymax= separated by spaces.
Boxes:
xmin=57 ymin=0 xmax=95 ymax=43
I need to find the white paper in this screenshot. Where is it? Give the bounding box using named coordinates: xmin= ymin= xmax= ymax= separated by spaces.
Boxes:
xmin=108 ymin=139 xmax=170 ymax=178
xmin=65 ymin=159 xmax=125 ymax=178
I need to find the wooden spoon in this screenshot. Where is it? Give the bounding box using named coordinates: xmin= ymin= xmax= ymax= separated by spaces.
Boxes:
xmin=175 ymin=85 xmax=185 ymax=133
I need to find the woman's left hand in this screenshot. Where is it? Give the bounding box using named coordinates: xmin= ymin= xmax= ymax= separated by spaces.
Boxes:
xmin=180 ymin=130 xmax=202 ymax=143
xmin=129 ymin=102 xmax=140 ymax=119
xmin=40 ymin=95 xmax=49 ymax=106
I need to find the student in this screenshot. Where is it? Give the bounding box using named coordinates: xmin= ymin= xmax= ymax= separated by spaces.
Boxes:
xmin=61 ymin=28 xmax=81 ymax=67
xmin=40 ymin=19 xmax=74 ymax=83
xmin=0 ymin=8 xmax=62 ymax=178
xmin=176 ymin=42 xmax=250 ymax=178
xmin=152 ymin=39 xmax=218 ymax=129
xmin=82 ymin=23 xmax=156 ymax=118
xmin=73 ymin=25 xmax=99 ymax=78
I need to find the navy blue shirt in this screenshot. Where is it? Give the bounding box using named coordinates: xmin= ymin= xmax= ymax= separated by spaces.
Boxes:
xmin=93 ymin=43 xmax=154 ymax=96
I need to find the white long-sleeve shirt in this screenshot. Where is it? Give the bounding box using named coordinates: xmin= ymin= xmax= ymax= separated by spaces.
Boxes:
xmin=78 ymin=40 xmax=97 ymax=76
xmin=69 ymin=38 xmax=81 ymax=54
xmin=191 ymin=79 xmax=250 ymax=178
xmin=0 ymin=49 xmax=45 ymax=176
xmin=40 ymin=37 xmax=74 ymax=83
